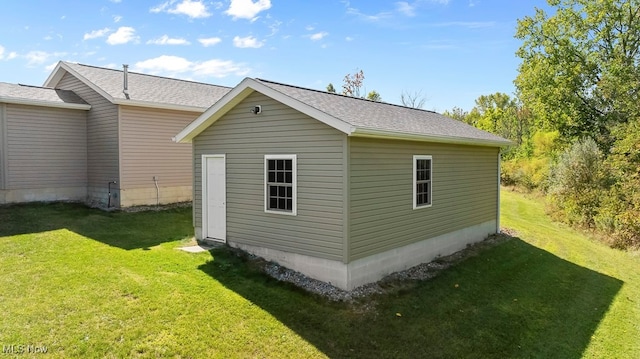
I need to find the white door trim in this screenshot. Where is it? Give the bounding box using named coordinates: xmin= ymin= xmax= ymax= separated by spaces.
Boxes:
xmin=202 ymin=154 xmax=226 ymax=243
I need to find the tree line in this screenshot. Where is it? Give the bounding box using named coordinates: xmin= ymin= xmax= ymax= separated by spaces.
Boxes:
xmin=444 ymin=0 xmax=640 ymax=250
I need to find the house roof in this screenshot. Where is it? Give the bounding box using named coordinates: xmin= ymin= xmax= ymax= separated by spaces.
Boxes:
xmin=44 ymin=61 xmax=232 ymax=112
xmin=0 ymin=82 xmax=91 ymax=110
xmin=174 ymin=77 xmax=512 ymax=147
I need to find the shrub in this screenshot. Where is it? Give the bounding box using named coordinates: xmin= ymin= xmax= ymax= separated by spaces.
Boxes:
xmin=547 ymin=138 xmax=606 ymax=227
xmin=595 ymin=120 xmax=640 ymax=249
xmin=502 ymin=157 xmax=551 ymax=190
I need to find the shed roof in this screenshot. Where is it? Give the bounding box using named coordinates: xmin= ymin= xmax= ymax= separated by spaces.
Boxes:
xmin=0 ymin=82 xmax=90 ymax=110
xmin=44 ymin=62 xmax=231 ymax=112
xmin=175 ymin=77 xmax=512 ymax=147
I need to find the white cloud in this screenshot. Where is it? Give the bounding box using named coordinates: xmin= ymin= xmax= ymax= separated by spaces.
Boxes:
xmin=114 ymin=15 xmax=123 ymax=22
xmin=84 ymin=27 xmax=111 ymax=40
xmin=309 ymin=32 xmax=328 ymax=41
xmin=233 ymin=35 xmax=263 ymax=48
xmin=132 ymin=55 xmax=249 ymax=78
xmin=107 ymin=26 xmax=139 ymax=45
xmin=45 ymin=62 xmax=59 ymax=72
xmin=147 ymin=35 xmax=191 ymax=45
xmin=345 ymin=36 xmax=354 ymax=42
xmin=396 ymin=2 xmax=416 ymax=16
xmin=7 ymin=51 xmax=17 ymax=60
xmin=198 ymin=37 xmax=222 ymax=47
xmin=192 ymin=59 xmax=250 ymax=77
xmin=0 ymin=45 xmax=4 ymax=60
xmin=346 ymin=7 xmax=392 ymax=22
xmin=225 ymin=0 xmax=271 ymax=21
xmin=24 ymin=50 xmax=66 ymax=66
xmin=151 ymin=0 xmax=211 ymax=19
xmin=134 ymin=55 xmax=192 ymax=73
xmin=110 ymin=0 xmax=122 ymax=3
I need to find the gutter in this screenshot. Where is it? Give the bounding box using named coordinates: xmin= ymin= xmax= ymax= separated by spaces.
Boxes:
xmin=112 ymin=98 xmax=208 ymax=113
xmin=0 ymin=97 xmax=91 ymax=111
xmin=350 ymin=128 xmax=513 ymax=148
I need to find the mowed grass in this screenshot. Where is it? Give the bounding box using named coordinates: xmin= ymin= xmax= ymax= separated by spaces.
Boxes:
xmin=0 ymin=193 xmax=638 ymax=358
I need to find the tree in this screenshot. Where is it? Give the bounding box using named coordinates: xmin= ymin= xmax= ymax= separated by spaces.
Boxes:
xmin=326 ymin=83 xmax=336 ymax=93
xmin=515 ymin=0 xmax=640 ymax=150
xmin=400 ymin=90 xmax=427 ymax=109
xmin=342 ymin=69 xmax=365 ymax=97
xmin=443 ymin=107 xmax=468 ymax=122
xmin=367 ymin=90 xmax=382 ymax=101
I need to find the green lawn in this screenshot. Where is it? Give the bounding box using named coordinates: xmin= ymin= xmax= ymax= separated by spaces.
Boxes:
xmin=0 ymin=193 xmax=638 ymax=358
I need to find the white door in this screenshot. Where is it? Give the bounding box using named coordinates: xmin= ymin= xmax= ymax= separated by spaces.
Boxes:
xmin=203 ymin=155 xmax=226 ymax=242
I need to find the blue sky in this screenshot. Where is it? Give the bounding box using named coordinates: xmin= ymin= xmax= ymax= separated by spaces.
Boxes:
xmin=0 ymin=0 xmax=552 ymax=111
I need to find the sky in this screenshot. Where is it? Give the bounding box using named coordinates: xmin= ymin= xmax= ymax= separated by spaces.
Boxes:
xmin=0 ymin=0 xmax=553 ymax=112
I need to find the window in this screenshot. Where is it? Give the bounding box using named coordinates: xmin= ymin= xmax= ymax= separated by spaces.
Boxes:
xmin=265 ymin=155 xmax=297 ymax=215
xmin=413 ymin=155 xmax=432 ymax=209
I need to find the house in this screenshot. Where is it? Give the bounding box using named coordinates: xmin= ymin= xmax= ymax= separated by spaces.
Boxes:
xmin=0 ymin=61 xmax=231 ymax=207
xmin=174 ymin=77 xmax=511 ymax=290
xmin=0 ymin=83 xmax=91 ymax=204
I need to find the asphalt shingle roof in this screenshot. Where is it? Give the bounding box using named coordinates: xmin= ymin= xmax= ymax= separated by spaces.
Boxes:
xmin=61 ymin=62 xmax=232 ymax=109
xmin=256 ymin=79 xmax=511 ymax=145
xmin=0 ymin=82 xmax=88 ymax=105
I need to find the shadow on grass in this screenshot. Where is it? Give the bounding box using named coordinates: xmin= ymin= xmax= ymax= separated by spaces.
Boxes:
xmin=199 ymin=236 xmax=622 ymax=358
xmin=0 ymin=202 xmax=193 ymax=250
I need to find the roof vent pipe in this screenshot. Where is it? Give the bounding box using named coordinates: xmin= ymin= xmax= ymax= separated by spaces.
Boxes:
xmin=123 ymin=64 xmax=130 ymax=99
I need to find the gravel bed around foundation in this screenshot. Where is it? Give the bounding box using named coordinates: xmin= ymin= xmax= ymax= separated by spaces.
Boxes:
xmin=229 ymin=230 xmax=516 ymax=302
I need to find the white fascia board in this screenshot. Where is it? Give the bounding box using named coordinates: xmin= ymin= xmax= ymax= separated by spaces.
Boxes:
xmin=42 ymin=61 xmax=65 ymax=87
xmin=174 ymin=78 xmax=355 ymax=143
xmin=351 ymin=128 xmax=513 ymax=147
xmin=0 ymin=97 xmax=91 ymax=110
xmin=113 ymin=99 xmax=207 ymax=113
xmin=174 ymin=79 xmax=256 ymax=143
xmin=43 ymin=62 xmax=115 ymax=103
xmin=249 ymin=80 xmax=354 ymax=135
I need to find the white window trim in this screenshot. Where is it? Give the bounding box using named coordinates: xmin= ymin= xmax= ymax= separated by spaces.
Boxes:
xmin=264 ymin=154 xmax=297 ymax=216
xmin=413 ymin=155 xmax=433 ymax=209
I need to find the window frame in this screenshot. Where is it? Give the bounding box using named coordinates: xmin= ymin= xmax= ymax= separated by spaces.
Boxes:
xmin=413 ymin=155 xmax=433 ymax=209
xmin=264 ymin=154 xmax=297 ymax=216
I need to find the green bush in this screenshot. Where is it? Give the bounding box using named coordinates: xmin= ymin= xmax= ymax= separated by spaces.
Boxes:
xmin=594 ymin=121 xmax=640 ymax=249
xmin=547 ymin=138 xmax=606 ymax=228
xmin=502 ymin=157 xmax=551 ymax=190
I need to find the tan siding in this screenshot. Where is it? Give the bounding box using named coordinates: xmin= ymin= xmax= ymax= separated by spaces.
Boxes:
xmin=5 ymin=104 xmax=87 ymax=188
xmin=57 ymin=72 xmax=119 ymax=205
xmin=0 ymin=103 xmax=7 ymax=190
xmin=194 ymin=91 xmax=346 ymax=261
xmin=348 ymin=137 xmax=499 ymax=261
xmin=118 ymin=106 xmax=196 ymax=204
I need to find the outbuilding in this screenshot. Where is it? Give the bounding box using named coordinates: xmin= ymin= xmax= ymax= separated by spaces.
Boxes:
xmin=175 ymin=78 xmax=511 ymax=290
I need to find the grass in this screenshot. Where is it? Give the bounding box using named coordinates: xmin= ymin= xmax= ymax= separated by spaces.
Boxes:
xmin=0 ymin=193 xmax=638 ymax=358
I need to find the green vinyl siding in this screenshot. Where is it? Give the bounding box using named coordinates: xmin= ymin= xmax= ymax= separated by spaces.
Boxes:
xmin=193 ymin=91 xmax=346 ymax=261
xmin=348 ymin=137 xmax=499 ymax=261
